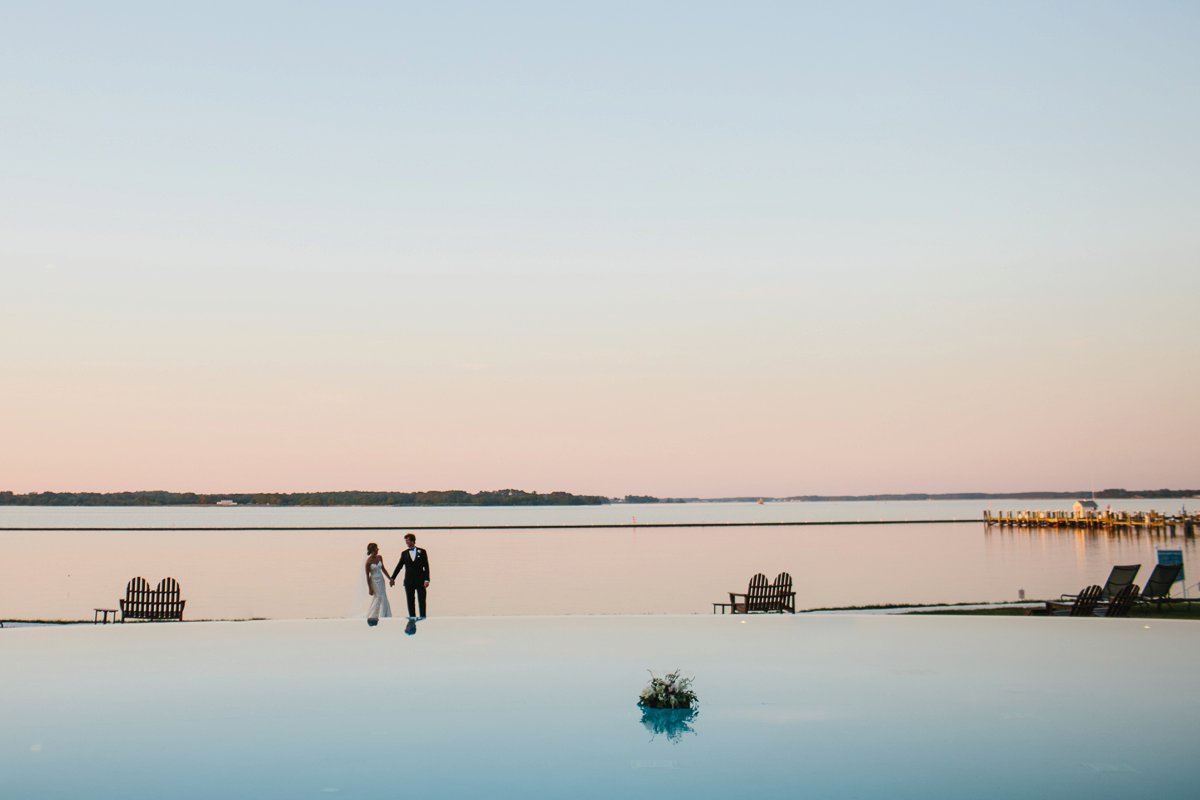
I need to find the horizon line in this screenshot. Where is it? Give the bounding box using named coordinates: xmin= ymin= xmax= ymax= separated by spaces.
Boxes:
xmin=2 ymin=487 xmax=1198 ymax=502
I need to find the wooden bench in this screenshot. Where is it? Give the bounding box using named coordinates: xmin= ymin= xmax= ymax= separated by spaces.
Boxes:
xmin=119 ymin=577 xmax=186 ymax=621
xmin=720 ymin=572 xmax=795 ymax=614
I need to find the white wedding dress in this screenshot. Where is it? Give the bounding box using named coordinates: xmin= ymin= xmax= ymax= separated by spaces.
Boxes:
xmin=367 ymin=560 xmax=392 ymax=619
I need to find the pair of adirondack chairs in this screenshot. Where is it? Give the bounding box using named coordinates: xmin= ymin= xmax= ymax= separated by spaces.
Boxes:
xmin=727 ymin=572 xmax=795 ymax=614
xmin=119 ymin=577 xmax=186 ymax=621
xmin=1050 ymin=583 xmax=1139 ymax=617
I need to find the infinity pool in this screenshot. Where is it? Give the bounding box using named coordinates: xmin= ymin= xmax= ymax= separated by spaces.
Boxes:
xmin=3 ymin=615 xmax=1197 ymax=798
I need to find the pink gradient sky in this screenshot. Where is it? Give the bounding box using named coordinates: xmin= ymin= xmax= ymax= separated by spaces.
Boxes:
xmin=2 ymin=4 xmax=1197 ymax=497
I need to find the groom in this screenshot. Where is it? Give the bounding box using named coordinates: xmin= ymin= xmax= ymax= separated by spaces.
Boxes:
xmin=389 ymin=533 xmax=430 ymax=619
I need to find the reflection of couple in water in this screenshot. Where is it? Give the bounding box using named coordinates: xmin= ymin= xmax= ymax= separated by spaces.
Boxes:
xmin=365 ymin=533 xmax=431 ymax=629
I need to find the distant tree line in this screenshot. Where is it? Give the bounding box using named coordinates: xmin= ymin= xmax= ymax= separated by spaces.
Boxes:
xmin=621 ymin=495 xmax=687 ymax=504
xmin=3 ymin=488 xmax=1193 ymax=507
xmin=0 ymin=489 xmax=611 ymax=507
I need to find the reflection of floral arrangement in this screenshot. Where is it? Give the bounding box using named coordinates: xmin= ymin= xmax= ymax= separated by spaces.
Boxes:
xmin=638 ymin=670 xmax=698 ymax=710
xmin=639 ymin=706 xmax=697 ymax=742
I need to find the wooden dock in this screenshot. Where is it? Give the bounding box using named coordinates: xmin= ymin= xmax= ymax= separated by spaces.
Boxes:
xmin=983 ymin=509 xmax=1198 ymax=534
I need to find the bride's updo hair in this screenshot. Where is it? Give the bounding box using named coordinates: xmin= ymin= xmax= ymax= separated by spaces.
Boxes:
xmin=366 ymin=542 xmax=378 ymax=555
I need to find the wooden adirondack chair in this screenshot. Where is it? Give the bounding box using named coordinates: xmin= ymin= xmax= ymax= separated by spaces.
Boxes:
xmin=1099 ymin=584 xmax=1140 ymax=618
xmin=729 ymin=573 xmax=770 ymax=613
xmin=1046 ymin=585 xmax=1103 ymax=617
xmin=770 ymin=572 xmax=796 ymax=613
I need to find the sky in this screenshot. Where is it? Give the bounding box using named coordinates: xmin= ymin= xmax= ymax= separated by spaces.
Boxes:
xmin=1 ymin=1 xmax=1197 ymax=497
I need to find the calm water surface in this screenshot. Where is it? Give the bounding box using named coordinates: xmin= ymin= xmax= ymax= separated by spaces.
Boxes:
xmin=6 ymin=616 xmax=1198 ymax=799
xmin=1 ymin=500 xmax=1195 ymax=620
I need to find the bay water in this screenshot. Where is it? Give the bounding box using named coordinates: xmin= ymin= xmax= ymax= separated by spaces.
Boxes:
xmin=1 ymin=499 xmax=1194 ymax=620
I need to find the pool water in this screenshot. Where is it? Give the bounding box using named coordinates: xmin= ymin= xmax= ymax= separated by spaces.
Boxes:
xmin=3 ymin=614 xmax=1197 ymax=798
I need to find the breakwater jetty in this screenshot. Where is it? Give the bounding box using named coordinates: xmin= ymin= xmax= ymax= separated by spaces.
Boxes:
xmin=984 ymin=509 xmax=1198 ymax=534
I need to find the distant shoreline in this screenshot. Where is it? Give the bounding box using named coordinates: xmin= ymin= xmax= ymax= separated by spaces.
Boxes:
xmin=1 ymin=488 xmax=1197 ymax=507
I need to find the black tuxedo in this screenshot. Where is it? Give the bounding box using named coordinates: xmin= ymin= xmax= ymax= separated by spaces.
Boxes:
xmin=391 ymin=547 xmax=430 ymax=617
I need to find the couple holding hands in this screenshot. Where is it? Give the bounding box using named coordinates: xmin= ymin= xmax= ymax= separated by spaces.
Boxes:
xmin=365 ymin=533 xmax=430 ymax=623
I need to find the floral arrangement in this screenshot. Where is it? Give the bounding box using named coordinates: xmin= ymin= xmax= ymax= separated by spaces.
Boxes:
xmin=637 ymin=670 xmax=698 ymax=710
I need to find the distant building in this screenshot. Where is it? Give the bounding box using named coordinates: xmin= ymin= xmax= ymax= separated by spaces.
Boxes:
xmin=215 ymin=499 xmax=237 ymax=507
xmin=1073 ymin=499 xmax=1098 ymax=514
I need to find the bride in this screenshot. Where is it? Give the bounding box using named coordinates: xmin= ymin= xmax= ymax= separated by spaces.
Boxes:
xmin=365 ymin=542 xmax=392 ymax=624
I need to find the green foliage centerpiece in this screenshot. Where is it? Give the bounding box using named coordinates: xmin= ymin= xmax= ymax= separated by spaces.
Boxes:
xmin=638 ymin=670 xmax=698 ymax=710
xmin=637 ymin=670 xmax=698 ymax=742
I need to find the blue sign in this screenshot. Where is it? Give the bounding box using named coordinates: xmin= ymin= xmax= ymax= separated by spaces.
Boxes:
xmin=1158 ymin=549 xmax=1184 ymax=581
